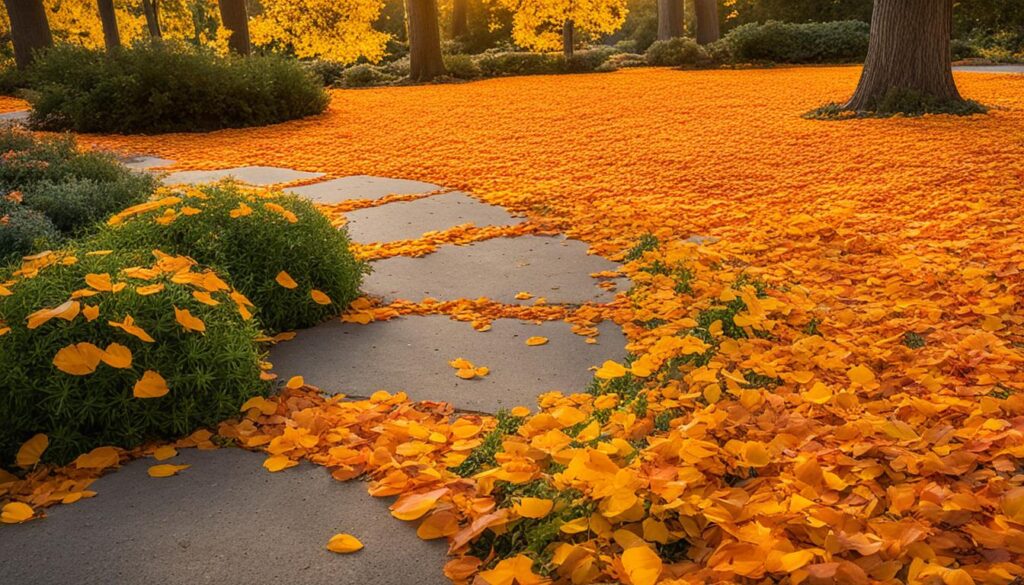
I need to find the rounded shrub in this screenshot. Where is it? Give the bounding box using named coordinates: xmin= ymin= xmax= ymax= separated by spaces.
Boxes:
xmin=88 ymin=183 xmax=367 ymax=333
xmin=443 ymin=54 xmax=482 ymax=79
xmin=0 ymin=248 xmax=268 ymax=466
xmin=477 ymin=52 xmax=566 ymax=77
xmin=24 ymin=175 xmax=155 ymax=235
xmin=0 ymin=204 xmax=62 ymax=265
xmin=645 ymin=37 xmax=706 ymax=67
xmin=27 ymin=42 xmax=329 ymax=134
xmin=718 ymin=20 xmax=869 ymax=64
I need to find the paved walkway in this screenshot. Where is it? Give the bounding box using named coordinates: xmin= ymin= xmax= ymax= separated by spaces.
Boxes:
xmin=0 ymin=161 xmax=628 ymax=584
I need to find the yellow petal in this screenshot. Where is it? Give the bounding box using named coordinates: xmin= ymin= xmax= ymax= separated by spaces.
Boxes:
xmin=174 ymin=306 xmax=206 ymax=333
xmin=621 ymin=544 xmax=663 ymax=585
xmin=101 ymin=343 xmax=133 ymax=369
xmin=525 ymin=336 xmax=548 ymax=346
xmin=513 ymin=497 xmax=553 ymax=519
xmin=310 ymin=289 xmax=332 ymax=305
xmin=847 ymin=365 xmax=876 ymax=385
xmin=263 ymin=455 xmax=298 ymax=472
xmin=390 ymin=487 xmax=448 ymax=521
xmin=15 ymin=433 xmax=48 ymax=468
xmin=153 ymin=445 xmax=178 ymax=461
xmin=276 ymin=271 xmax=298 ymax=289
xmin=326 ymin=533 xmax=364 ymax=553
xmin=286 ymin=376 xmax=304 ymax=389
xmin=595 ymin=360 xmax=627 ymax=380
xmin=74 ymin=446 xmax=121 ymax=470
xmin=1 ymin=502 xmax=34 ymax=524
xmin=53 ymin=342 xmax=103 ymax=375
xmin=192 ymin=291 xmax=220 ymax=306
xmin=148 ymin=464 xmax=190 ymax=478
xmin=134 ymin=371 xmax=170 ymax=398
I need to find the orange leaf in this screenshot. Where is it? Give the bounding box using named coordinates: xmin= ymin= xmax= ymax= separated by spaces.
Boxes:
xmin=276 ymin=271 xmax=298 ymax=289
xmin=134 ymin=370 xmax=169 ymax=398
xmin=148 ymin=464 xmax=190 ymax=478
xmin=326 ymin=533 xmax=364 ymax=553
xmin=53 ymin=342 xmax=103 ymax=375
xmin=15 ymin=433 xmax=48 ymax=468
xmin=101 ymin=342 xmax=133 ymax=369
xmin=310 ymin=289 xmax=332 ymax=305
xmin=174 ymin=306 xmax=206 ymax=333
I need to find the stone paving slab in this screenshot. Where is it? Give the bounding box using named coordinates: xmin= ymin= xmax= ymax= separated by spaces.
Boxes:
xmin=0 ymin=110 xmax=29 ymax=125
xmin=344 ymin=192 xmax=525 ymax=243
xmin=0 ymin=448 xmax=447 ymax=585
xmin=270 ymin=316 xmax=626 ymax=413
xmin=364 ymin=235 xmax=623 ymax=304
xmin=163 ymin=166 xmax=325 ymax=186
xmin=287 ymin=175 xmax=443 ymax=203
xmin=954 ymin=65 xmax=1024 ymax=74
xmin=122 ymin=155 xmax=176 ymax=171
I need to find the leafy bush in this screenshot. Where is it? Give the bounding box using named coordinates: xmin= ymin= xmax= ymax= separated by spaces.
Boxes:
xmin=603 ymin=52 xmax=648 ymax=69
xmin=27 ymin=42 xmax=329 ymax=134
xmin=0 ymin=60 xmax=27 ymax=95
xmin=0 ymin=248 xmax=267 ymax=465
xmin=645 ymin=37 xmax=707 ymax=66
xmin=565 ymin=46 xmax=619 ymax=73
xmin=89 ymin=183 xmax=366 ymax=332
xmin=0 ymin=204 xmax=61 ymax=264
xmin=23 ymin=175 xmax=155 ymax=235
xmin=718 ymin=20 xmax=870 ymax=64
xmin=302 ymin=59 xmax=348 ymax=87
xmin=443 ymin=54 xmax=482 ymax=79
xmin=477 ymin=52 xmax=566 ymax=77
xmin=340 ymin=63 xmax=401 ymax=87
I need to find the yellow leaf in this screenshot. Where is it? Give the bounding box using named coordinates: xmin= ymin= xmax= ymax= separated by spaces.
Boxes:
xmin=560 ymin=516 xmax=589 ymax=534
xmin=475 ymin=366 xmax=490 ymax=377
xmin=595 ymin=360 xmax=627 ymax=380
xmin=449 ymin=357 xmax=473 ymax=369
xmin=153 ymin=445 xmax=178 ymax=461
xmin=621 ymin=544 xmax=663 ymax=585
xmin=192 ymin=291 xmax=220 ymax=306
xmin=174 ymin=306 xmax=206 ymax=333
xmin=744 ymin=442 xmax=770 ymax=467
xmin=135 ymin=283 xmax=165 ymax=296
xmin=101 ymin=343 xmax=133 ymax=369
xmin=15 ymin=433 xmax=48 ymax=468
xmin=53 ymin=342 xmax=103 ymax=375
xmin=263 ymin=454 xmax=298 ymax=472
xmin=417 ymin=510 xmax=460 ymax=540
xmin=74 ymin=446 xmax=120 ymax=470
xmin=390 ymin=487 xmax=448 ymax=521
xmin=525 ymin=336 xmax=548 ymax=346
xmin=109 ymin=315 xmax=155 ymax=343
xmin=148 ymin=464 xmax=190 ymax=478
xmin=514 ymin=497 xmax=553 ymax=519
xmin=456 ymin=368 xmax=477 ymax=380
xmin=311 ymin=289 xmax=332 ymax=305
xmin=85 ymin=272 xmax=113 ymax=291
xmin=514 ymin=291 xmax=533 ymax=300
xmin=134 ymin=371 xmax=170 ymax=398
xmin=780 ymin=550 xmax=816 ymax=572
xmin=1 ymin=502 xmax=34 ymax=524
xmin=326 ymin=533 xmax=364 ymax=554
xmin=801 ymin=382 xmax=832 ymax=405
xmin=276 ymin=271 xmax=298 ymax=289
xmin=847 ymin=365 xmax=876 ymax=386
xmin=286 ymin=376 xmax=304 ymax=389
xmin=27 ymin=300 xmax=80 ymax=329
xmin=83 ymin=304 xmax=100 ymax=321
xmin=478 ymin=555 xmax=541 ymax=585
xmin=240 ymin=396 xmax=278 ymax=415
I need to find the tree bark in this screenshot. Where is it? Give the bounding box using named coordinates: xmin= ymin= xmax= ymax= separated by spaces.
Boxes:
xmin=218 ymin=0 xmax=251 ymax=55
xmin=657 ymin=0 xmax=683 ymax=41
xmin=451 ymin=0 xmax=468 ymax=38
xmin=3 ymin=0 xmax=53 ymax=69
xmin=96 ymin=0 xmax=121 ymax=51
xmin=694 ymin=0 xmax=718 ymax=45
xmin=845 ymin=0 xmax=962 ymax=111
xmin=142 ymin=0 xmax=162 ymax=39
xmin=562 ymin=19 xmax=574 ymax=58
xmin=406 ymin=0 xmax=446 ymax=82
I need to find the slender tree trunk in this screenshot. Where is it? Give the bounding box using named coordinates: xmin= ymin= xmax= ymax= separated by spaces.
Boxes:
xmin=3 ymin=0 xmax=53 ymax=69
xmin=451 ymin=0 xmax=468 ymax=38
xmin=218 ymin=0 xmax=251 ymax=55
xmin=96 ymin=0 xmax=121 ymax=50
xmin=406 ymin=0 xmax=447 ymax=81
xmin=562 ymin=19 xmax=574 ymax=58
xmin=142 ymin=0 xmax=162 ymax=38
xmin=845 ymin=0 xmax=962 ymax=111
xmin=657 ymin=0 xmax=683 ymax=41
xmin=694 ymin=0 xmax=718 ymax=44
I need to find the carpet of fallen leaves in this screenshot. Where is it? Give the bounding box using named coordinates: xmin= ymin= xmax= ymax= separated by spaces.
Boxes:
xmin=0 ymin=96 xmax=27 ymax=113
xmin=5 ymin=67 xmax=1024 ymax=584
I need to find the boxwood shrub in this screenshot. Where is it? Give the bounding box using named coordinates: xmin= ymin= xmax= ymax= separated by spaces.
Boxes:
xmin=717 ymin=20 xmax=870 ymax=64
xmin=27 ymin=42 xmax=329 ymax=134
xmin=88 ymin=182 xmax=367 ymax=333
xmin=0 ymin=203 xmax=62 ymax=264
xmin=0 ymin=248 xmax=268 ymax=466
xmin=645 ymin=37 xmax=707 ymax=67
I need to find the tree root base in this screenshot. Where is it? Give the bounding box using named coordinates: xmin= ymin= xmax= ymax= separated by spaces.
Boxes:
xmin=805 ymin=89 xmax=988 ymax=120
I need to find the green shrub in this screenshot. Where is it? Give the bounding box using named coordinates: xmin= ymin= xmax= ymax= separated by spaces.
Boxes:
xmin=89 ymin=182 xmax=366 ymax=333
xmin=443 ymin=54 xmax=482 ymax=79
xmin=27 ymin=42 xmax=329 ymax=134
xmin=645 ymin=37 xmax=707 ymax=66
xmin=0 ymin=248 xmax=268 ymax=465
xmin=302 ymin=59 xmax=348 ymax=86
xmin=0 ymin=204 xmax=62 ymax=264
xmin=566 ymin=46 xmax=619 ymax=73
xmin=340 ymin=63 xmax=400 ymax=87
xmin=718 ymin=20 xmax=870 ymax=64
xmin=0 ymin=60 xmax=27 ymax=95
xmin=603 ymin=52 xmax=648 ymax=70
xmin=477 ymin=52 xmax=566 ymax=77
xmin=951 ymin=38 xmax=980 ymax=61
xmin=23 ymin=175 xmax=154 ymax=235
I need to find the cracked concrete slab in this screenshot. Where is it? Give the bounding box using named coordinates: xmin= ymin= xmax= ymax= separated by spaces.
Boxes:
xmin=270 ymin=315 xmax=626 ymax=413
xmin=0 ymin=448 xmax=447 ymax=585
xmin=0 ymin=110 xmax=29 ymax=125
xmin=162 ymin=166 xmax=324 ymax=186
xmin=121 ymin=155 xmax=176 ymax=171
xmin=954 ymin=65 xmax=1024 ymax=74
xmin=287 ymin=175 xmax=443 ymax=203
xmin=344 ymin=192 xmax=525 ymax=243
xmin=364 ymin=235 xmax=622 ymax=304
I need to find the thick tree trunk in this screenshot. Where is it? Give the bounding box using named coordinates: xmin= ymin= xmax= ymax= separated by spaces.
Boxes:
xmin=845 ymin=0 xmax=962 ymax=111
xmin=96 ymin=0 xmax=121 ymax=50
xmin=694 ymin=0 xmax=718 ymax=44
xmin=218 ymin=0 xmax=251 ymax=55
xmin=406 ymin=0 xmax=446 ymax=82
xmin=142 ymin=0 xmax=162 ymax=38
xmin=657 ymin=0 xmax=683 ymax=41
xmin=451 ymin=0 xmax=468 ymax=38
xmin=562 ymin=19 xmax=574 ymax=58
xmin=3 ymin=0 xmax=53 ymax=69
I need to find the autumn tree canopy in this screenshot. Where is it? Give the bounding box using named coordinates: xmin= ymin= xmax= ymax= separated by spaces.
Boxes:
xmin=495 ymin=0 xmax=627 ymax=53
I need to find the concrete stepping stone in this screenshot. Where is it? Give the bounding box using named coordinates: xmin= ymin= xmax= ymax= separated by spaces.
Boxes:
xmin=364 ymin=235 xmax=623 ymax=305
xmin=270 ymin=315 xmax=626 ymax=413
xmin=0 ymin=448 xmax=447 ymax=585
xmin=0 ymin=110 xmax=29 ymax=125
xmin=122 ymin=155 xmax=176 ymax=171
xmin=287 ymin=175 xmax=442 ymax=203
xmin=162 ymin=166 xmax=324 ymax=186
xmin=954 ymin=65 xmax=1024 ymax=74
xmin=344 ymin=192 xmax=525 ymax=243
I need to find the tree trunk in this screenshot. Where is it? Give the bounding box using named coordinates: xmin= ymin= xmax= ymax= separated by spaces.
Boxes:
xmin=844 ymin=0 xmax=962 ymax=111
xmin=562 ymin=19 xmax=574 ymax=58
xmin=218 ymin=0 xmax=251 ymax=55
xmin=96 ymin=0 xmax=121 ymax=50
xmin=3 ymin=0 xmax=53 ymax=69
xmin=657 ymin=0 xmax=683 ymax=41
xmin=142 ymin=0 xmax=162 ymax=38
xmin=406 ymin=0 xmax=446 ymax=82
xmin=694 ymin=0 xmax=718 ymax=45
xmin=451 ymin=0 xmax=468 ymax=38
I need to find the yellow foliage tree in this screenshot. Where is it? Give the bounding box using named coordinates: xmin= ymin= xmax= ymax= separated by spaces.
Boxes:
xmin=495 ymin=0 xmax=626 ymax=53
xmin=248 ymin=0 xmax=390 ymax=64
